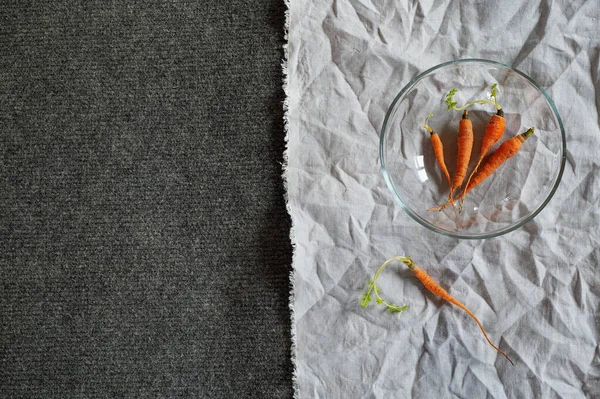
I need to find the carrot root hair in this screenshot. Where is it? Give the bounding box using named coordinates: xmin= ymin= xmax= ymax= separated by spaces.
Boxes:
xmin=459 ymin=161 xmax=480 ymax=212
xmin=459 ymin=305 xmax=515 ymax=366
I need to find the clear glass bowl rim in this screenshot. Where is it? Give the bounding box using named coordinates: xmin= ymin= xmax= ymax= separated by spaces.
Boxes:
xmin=379 ymin=58 xmax=567 ymax=240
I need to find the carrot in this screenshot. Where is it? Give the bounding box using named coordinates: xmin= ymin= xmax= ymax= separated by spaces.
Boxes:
xmin=452 ymin=109 xmax=474 ymax=198
xmin=424 ymin=114 xmax=461 ymax=223
xmin=401 ymin=257 xmax=514 ymax=365
xmin=362 ymin=256 xmax=514 ymax=365
xmin=460 ymin=84 xmax=505 ymax=209
xmin=423 ymin=114 xmax=452 ymax=190
xmin=433 ymin=127 xmax=534 ymax=210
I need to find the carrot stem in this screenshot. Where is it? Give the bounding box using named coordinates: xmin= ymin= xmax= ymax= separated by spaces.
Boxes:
xmin=423 ymin=113 xmax=434 ymax=134
xmin=521 ymin=127 xmax=534 ymax=139
xmin=452 ymin=99 xmax=496 ymax=111
xmin=446 ymin=83 xmax=502 ymax=112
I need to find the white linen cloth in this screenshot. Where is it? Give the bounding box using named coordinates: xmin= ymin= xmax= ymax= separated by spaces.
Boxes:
xmin=285 ymin=1 xmax=600 ymax=397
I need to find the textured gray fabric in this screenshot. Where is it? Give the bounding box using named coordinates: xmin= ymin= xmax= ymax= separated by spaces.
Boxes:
xmin=0 ymin=1 xmax=292 ymax=397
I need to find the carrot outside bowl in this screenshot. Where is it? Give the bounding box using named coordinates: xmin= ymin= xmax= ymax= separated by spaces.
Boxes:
xmin=380 ymin=59 xmax=566 ymax=239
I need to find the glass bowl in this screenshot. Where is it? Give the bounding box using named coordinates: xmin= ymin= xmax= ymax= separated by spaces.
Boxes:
xmin=380 ymin=59 xmax=566 ymax=239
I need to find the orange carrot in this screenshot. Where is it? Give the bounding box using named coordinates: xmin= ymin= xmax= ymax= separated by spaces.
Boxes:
xmin=452 ymin=110 xmax=474 ymax=198
xmin=362 ymin=256 xmax=514 ymax=364
xmin=475 ymin=109 xmax=507 ymax=168
xmin=424 ymin=114 xmax=460 ymax=223
xmin=433 ymin=127 xmax=534 ymax=210
xmin=400 ymin=256 xmax=514 ymax=365
xmin=424 ymin=114 xmax=452 ymax=190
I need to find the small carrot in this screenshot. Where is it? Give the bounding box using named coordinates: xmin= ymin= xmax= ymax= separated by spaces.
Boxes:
xmin=424 ymin=114 xmax=461 ymax=223
xmin=401 ymin=257 xmax=514 ymax=365
xmin=460 ymin=84 xmax=505 ymax=209
xmin=362 ymin=256 xmax=514 ymax=365
xmin=452 ymin=109 xmax=474 ymax=198
xmin=424 ymin=114 xmax=452 ymax=190
xmin=433 ymin=127 xmax=534 ymax=210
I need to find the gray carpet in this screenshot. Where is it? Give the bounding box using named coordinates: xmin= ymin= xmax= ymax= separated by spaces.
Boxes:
xmin=0 ymin=1 xmax=293 ymax=397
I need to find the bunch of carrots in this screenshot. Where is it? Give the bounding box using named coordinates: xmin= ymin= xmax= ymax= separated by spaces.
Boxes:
xmin=426 ymin=83 xmax=534 ymax=215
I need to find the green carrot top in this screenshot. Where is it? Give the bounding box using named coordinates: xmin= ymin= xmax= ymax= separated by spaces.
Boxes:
xmin=360 ymin=256 xmax=410 ymax=313
xmin=446 ymin=83 xmax=502 ymax=114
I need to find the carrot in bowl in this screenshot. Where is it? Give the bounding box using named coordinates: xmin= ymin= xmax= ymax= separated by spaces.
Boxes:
xmin=362 ymin=256 xmax=514 ymax=365
xmin=433 ymin=127 xmax=534 ymax=210
xmin=452 ymin=109 xmax=474 ymax=199
xmin=444 ymin=89 xmax=477 ymax=198
xmin=424 ymin=114 xmax=461 ymax=222
xmin=423 ymin=114 xmax=452 ymax=191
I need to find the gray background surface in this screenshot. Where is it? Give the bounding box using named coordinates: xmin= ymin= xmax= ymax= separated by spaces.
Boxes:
xmin=1 ymin=1 xmax=292 ymax=397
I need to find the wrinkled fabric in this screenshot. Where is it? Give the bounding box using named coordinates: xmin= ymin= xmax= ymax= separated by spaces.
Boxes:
xmin=286 ymin=1 xmax=600 ymax=397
